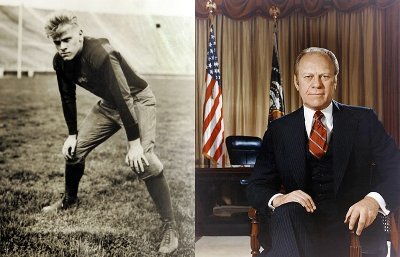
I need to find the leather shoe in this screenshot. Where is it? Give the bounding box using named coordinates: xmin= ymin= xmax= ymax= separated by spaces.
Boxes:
xmin=158 ymin=220 xmax=179 ymax=254
xmin=42 ymin=195 xmax=78 ymax=213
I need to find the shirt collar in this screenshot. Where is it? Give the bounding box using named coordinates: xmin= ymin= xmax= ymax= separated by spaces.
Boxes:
xmin=303 ymin=102 xmax=334 ymax=136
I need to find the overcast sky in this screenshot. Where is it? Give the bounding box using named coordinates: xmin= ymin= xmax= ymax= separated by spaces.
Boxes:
xmin=0 ymin=0 xmax=194 ymax=16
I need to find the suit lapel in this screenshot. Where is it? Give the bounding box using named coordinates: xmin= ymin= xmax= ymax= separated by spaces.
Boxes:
xmin=284 ymin=108 xmax=307 ymax=189
xmin=332 ymin=101 xmax=358 ymax=194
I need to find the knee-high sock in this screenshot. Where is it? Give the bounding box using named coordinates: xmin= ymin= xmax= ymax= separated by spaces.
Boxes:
xmin=144 ymin=172 xmax=174 ymax=222
xmin=65 ymin=162 xmax=85 ymax=200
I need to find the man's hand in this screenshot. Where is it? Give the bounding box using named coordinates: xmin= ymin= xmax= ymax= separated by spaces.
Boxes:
xmin=344 ymin=196 xmax=379 ymax=236
xmin=62 ymin=135 xmax=77 ymax=160
xmin=272 ymin=190 xmax=317 ymax=213
xmin=125 ymin=139 xmax=149 ymax=174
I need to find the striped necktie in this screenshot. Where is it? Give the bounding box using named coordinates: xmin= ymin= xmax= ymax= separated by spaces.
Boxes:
xmin=309 ymin=110 xmax=328 ymax=159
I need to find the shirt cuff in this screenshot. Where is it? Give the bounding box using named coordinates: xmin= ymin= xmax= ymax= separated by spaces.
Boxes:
xmin=367 ymin=192 xmax=390 ymax=216
xmin=268 ymin=193 xmax=284 ymax=211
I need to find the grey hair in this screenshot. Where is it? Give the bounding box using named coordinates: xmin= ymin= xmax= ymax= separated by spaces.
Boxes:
xmin=294 ymin=47 xmax=339 ymax=77
xmin=44 ymin=11 xmax=79 ymax=38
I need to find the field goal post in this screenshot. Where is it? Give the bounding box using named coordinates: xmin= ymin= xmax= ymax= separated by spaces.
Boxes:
xmin=17 ymin=2 xmax=23 ymax=79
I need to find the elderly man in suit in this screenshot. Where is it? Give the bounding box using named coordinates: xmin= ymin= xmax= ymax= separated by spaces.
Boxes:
xmin=247 ymin=47 xmax=400 ymax=257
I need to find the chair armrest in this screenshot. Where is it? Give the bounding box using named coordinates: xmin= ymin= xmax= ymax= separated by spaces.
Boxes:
xmin=350 ymin=230 xmax=362 ymax=257
xmin=391 ymin=211 xmax=399 ymax=257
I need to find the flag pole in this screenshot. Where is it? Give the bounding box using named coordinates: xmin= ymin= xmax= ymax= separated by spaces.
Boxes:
xmin=204 ymin=0 xmax=215 ymax=167
xmin=269 ymin=5 xmax=280 ymax=59
xmin=206 ymin=0 xmax=216 ymax=49
xmin=202 ymin=0 xmax=225 ymax=167
xmin=267 ymin=6 xmax=285 ymax=124
xmin=269 ymin=6 xmax=280 ymax=34
xmin=17 ymin=2 xmax=23 ymax=79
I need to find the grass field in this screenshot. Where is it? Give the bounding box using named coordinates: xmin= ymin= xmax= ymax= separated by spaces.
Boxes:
xmin=0 ymin=74 xmax=195 ymax=257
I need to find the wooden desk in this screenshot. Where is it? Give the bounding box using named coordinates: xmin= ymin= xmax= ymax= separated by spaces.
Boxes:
xmin=195 ymin=166 xmax=252 ymax=177
xmin=195 ymin=166 xmax=253 ymax=236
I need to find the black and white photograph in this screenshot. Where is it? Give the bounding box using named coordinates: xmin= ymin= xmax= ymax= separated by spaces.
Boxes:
xmin=0 ymin=0 xmax=194 ymax=256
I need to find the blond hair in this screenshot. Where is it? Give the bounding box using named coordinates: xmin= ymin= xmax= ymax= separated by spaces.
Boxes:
xmin=44 ymin=11 xmax=79 ymax=38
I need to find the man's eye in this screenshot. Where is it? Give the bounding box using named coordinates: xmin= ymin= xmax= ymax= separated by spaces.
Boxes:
xmin=53 ymin=41 xmax=61 ymax=46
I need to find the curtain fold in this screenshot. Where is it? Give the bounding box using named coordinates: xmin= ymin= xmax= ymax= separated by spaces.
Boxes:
xmin=383 ymin=2 xmax=400 ymax=148
xmin=196 ymin=4 xmax=398 ymax=165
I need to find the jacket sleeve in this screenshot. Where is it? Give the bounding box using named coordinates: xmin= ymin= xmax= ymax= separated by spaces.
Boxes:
xmin=369 ymin=109 xmax=400 ymax=211
xmin=53 ymin=56 xmax=77 ymax=135
xmin=246 ymin=124 xmax=282 ymax=216
xmin=99 ymin=51 xmax=140 ymax=141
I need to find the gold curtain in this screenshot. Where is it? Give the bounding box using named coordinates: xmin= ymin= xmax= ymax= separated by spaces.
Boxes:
xmin=383 ymin=2 xmax=400 ymax=153
xmin=196 ymin=6 xmax=388 ymax=165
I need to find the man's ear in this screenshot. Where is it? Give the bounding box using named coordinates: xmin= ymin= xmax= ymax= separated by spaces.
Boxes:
xmin=294 ymin=75 xmax=299 ymax=91
xmin=79 ymin=29 xmax=83 ymax=42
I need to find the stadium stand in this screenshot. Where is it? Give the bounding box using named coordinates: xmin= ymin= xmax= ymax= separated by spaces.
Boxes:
xmin=0 ymin=5 xmax=194 ymax=76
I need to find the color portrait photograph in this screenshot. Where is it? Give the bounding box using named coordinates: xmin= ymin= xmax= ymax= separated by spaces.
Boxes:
xmin=195 ymin=1 xmax=400 ymax=257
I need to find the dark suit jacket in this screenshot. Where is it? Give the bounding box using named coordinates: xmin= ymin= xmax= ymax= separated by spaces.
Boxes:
xmin=247 ymin=101 xmax=400 ymax=217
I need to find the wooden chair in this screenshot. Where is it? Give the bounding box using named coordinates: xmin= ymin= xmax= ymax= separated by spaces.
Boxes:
xmin=249 ymin=207 xmax=261 ymax=257
xmin=248 ymin=208 xmax=399 ymax=257
xmin=350 ymin=230 xmax=362 ymax=257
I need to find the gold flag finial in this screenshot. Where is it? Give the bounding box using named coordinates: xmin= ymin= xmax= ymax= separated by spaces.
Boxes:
xmin=269 ymin=6 xmax=280 ymax=22
xmin=206 ymin=0 xmax=217 ymax=15
xmin=269 ymin=6 xmax=280 ymax=31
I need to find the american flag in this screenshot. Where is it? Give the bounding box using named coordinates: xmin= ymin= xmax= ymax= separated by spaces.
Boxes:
xmin=202 ymin=24 xmax=224 ymax=164
xmin=268 ymin=30 xmax=285 ymax=124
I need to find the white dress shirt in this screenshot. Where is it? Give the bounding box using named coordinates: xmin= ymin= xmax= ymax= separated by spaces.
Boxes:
xmin=268 ymin=103 xmax=389 ymax=215
xmin=304 ymin=103 xmax=333 ymax=143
